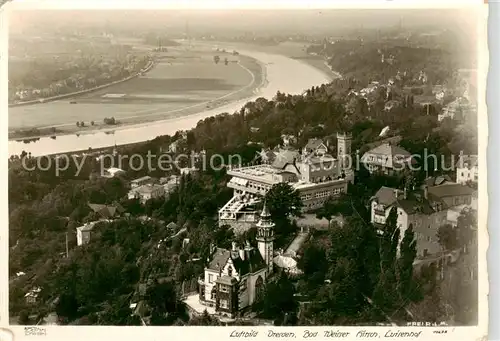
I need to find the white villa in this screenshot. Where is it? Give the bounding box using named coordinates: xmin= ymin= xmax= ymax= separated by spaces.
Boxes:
xmin=218 ymin=133 xmax=354 ymax=233
xmin=197 ymin=203 xmax=275 ymax=318
xmin=455 ymin=155 xmax=478 ymax=184
xmin=128 ymin=184 xmax=165 ymax=203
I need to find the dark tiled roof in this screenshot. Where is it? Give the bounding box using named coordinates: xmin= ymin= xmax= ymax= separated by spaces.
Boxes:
xmin=233 ymin=247 xmax=267 ymax=275
xmin=304 ymin=138 xmax=326 ymax=152
xmin=207 ymin=247 xmax=266 ymax=276
xmin=427 ymin=183 xmax=475 ymax=198
xmin=88 ymin=203 xmax=124 ymax=218
xmin=372 ymin=187 xmax=436 ymax=215
xmin=272 ymin=150 xmax=300 ymax=169
xmin=208 ymin=248 xmax=231 ymax=271
xmin=373 ymin=186 xmax=401 ymax=206
xmin=424 ymin=175 xmax=453 ymax=187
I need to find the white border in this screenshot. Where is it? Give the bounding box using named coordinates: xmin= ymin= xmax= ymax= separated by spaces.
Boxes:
xmin=0 ymin=1 xmax=490 ymax=341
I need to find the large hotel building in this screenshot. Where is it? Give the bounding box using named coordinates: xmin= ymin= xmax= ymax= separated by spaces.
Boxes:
xmin=218 ymin=133 xmax=354 ymax=233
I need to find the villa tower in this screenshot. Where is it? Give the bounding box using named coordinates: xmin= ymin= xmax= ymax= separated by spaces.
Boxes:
xmin=256 ymin=201 xmax=275 ymax=274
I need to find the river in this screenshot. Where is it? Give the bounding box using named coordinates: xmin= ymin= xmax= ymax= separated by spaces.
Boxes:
xmin=8 ymin=49 xmax=330 ymax=157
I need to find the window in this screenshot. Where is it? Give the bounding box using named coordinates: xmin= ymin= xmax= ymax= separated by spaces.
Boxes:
xmin=423 ymin=249 xmax=429 ymax=257
xmin=220 ymin=299 xmax=229 ymax=309
xmin=209 ymin=274 xmax=214 ymax=283
xmin=228 ymin=267 xmax=233 ymax=277
xmin=220 ymin=285 xmax=229 ymax=293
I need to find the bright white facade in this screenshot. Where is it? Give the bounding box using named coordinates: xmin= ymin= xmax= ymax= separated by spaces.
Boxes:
xmin=76 ymin=222 xmax=98 ymax=246
xmin=218 ymin=134 xmax=353 ymax=233
xmin=456 ymin=155 xmax=478 ymax=184
xmin=198 ymin=205 xmax=274 ymax=318
xmin=128 ymin=184 xmax=165 ymax=203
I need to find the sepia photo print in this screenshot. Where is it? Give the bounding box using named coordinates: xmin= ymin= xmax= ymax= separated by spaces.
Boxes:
xmin=1 ymin=1 xmax=489 ymax=340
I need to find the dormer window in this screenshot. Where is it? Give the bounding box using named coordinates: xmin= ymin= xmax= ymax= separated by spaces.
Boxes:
xmin=228 ymin=267 xmax=233 ymax=277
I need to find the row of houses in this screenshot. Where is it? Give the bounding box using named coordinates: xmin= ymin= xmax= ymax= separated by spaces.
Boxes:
xmin=370 ymin=176 xmax=477 ymax=259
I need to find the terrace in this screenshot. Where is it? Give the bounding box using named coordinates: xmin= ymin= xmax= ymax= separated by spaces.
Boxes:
xmin=219 ymin=195 xmax=260 ymax=221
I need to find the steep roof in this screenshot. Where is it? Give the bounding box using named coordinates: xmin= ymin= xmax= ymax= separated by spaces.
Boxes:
xmin=88 ymin=203 xmax=124 ymax=218
xmin=304 ymin=138 xmax=326 ymax=152
xmin=361 ymin=143 xmax=415 ymax=169
xmin=372 ymin=187 xmax=435 ymax=215
xmin=272 ymin=149 xmax=300 ymax=169
xmin=207 ymin=247 xmax=266 ymax=276
xmin=365 ymin=143 xmax=411 ymax=158
xmin=207 ymin=248 xmax=231 ymax=271
xmin=424 ymin=175 xmax=453 ymax=187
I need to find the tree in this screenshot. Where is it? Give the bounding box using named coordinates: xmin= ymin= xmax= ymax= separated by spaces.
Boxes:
xmin=18 ymin=310 xmax=31 ymax=325
xmin=456 ymin=208 xmax=477 ymax=252
xmin=257 ymin=271 xmax=297 ymax=319
xmin=265 ymin=183 xmax=303 ymax=223
xmin=379 ymin=207 xmax=400 ymax=273
xmin=397 ymin=224 xmax=417 ymax=300
xmin=188 ymin=309 xmax=221 ymax=325
xmin=224 ymin=58 xmax=228 ymax=66
xmin=316 ymin=193 xmax=353 ymax=221
xmin=213 ymin=55 xmax=220 ymax=64
xmin=80 ymin=121 xmax=85 ymax=127
xmin=374 ymin=207 xmax=400 ymax=310
xmin=76 ymin=122 xmax=80 ymax=127
xmin=55 ymin=293 xmax=79 ymax=321
xmin=91 ymin=121 xmax=95 ymax=126
xmin=146 ymin=280 xmax=188 ymax=325
xmin=437 ymin=224 xmax=458 ymax=251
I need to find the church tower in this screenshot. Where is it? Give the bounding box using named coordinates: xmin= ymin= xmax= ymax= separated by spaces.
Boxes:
xmin=256 ymin=201 xmax=275 ymax=274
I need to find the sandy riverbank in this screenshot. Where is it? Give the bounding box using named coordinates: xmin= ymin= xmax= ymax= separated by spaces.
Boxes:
xmin=9 ymin=51 xmax=266 ymax=141
xmin=9 ymin=45 xmax=331 ymax=157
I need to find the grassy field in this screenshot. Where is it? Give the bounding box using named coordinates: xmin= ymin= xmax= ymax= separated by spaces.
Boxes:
xmin=9 ymin=45 xmax=263 ymax=138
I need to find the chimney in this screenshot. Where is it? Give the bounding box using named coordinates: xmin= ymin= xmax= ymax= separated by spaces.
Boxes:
xmin=424 ymin=185 xmax=428 ymax=200
xmin=239 ymin=249 xmax=245 ymax=260
xmin=231 ymin=242 xmax=237 ymax=251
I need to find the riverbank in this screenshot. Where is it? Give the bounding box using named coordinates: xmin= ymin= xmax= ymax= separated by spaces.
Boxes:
xmin=9 ymin=53 xmax=265 ymax=141
xmin=9 ymin=47 xmax=330 ymax=157
xmin=9 ymin=60 xmax=155 ymax=108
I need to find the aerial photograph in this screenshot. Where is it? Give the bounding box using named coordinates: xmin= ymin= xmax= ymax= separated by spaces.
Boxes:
xmin=7 ymin=8 xmax=479 ymax=328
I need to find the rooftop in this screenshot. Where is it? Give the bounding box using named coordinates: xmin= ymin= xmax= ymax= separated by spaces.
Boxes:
xmin=228 ymin=164 xmax=287 ymax=185
xmin=303 ymin=138 xmax=326 ymax=153
xmin=133 ymin=184 xmax=164 ymax=195
xmin=372 ymin=187 xmax=435 ymax=215
xmin=131 ymin=176 xmax=152 ymax=184
xmin=88 ymin=203 xmax=124 ymax=218
xmin=207 ymin=246 xmax=266 ymax=276
xmin=427 ymin=183 xmax=475 ymax=199
xmin=76 ymin=221 xmax=98 ymax=232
